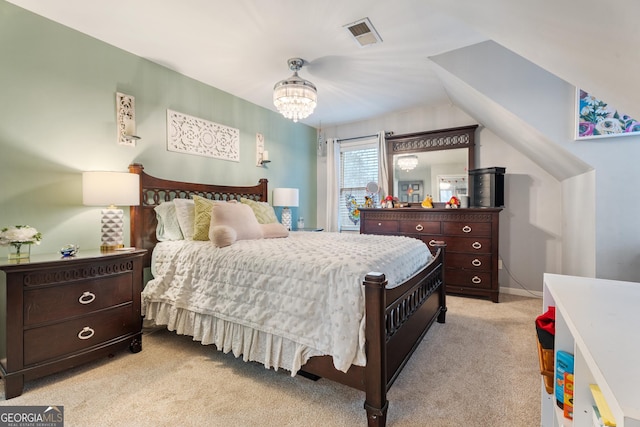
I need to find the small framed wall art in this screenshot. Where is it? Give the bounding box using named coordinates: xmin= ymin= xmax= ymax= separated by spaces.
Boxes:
xmin=576 ymin=89 xmax=640 ymax=140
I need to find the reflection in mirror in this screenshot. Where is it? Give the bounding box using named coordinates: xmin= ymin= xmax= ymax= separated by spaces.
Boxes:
xmin=386 ymin=125 xmax=477 ymax=204
xmin=393 ymin=149 xmax=468 ymax=203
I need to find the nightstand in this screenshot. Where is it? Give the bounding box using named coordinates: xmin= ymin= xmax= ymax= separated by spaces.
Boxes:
xmin=0 ymin=249 xmax=146 ymax=399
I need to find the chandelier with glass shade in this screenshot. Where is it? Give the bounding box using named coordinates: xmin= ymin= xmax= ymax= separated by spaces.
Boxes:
xmin=397 ymin=155 xmax=418 ymax=172
xmin=273 ymin=58 xmax=317 ymax=123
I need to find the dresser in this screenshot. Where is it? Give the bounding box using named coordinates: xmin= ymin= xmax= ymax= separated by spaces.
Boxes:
xmin=360 ymin=208 xmax=502 ymax=302
xmin=0 ymin=249 xmax=146 ymax=399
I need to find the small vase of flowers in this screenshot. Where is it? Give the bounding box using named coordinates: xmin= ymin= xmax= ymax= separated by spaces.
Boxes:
xmin=0 ymin=225 xmax=43 ymax=261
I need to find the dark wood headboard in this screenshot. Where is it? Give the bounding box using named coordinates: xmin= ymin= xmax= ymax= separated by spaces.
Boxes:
xmin=128 ymin=163 xmax=268 ymax=267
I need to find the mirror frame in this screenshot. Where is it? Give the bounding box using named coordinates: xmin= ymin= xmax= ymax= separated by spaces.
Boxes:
xmin=386 ymin=125 xmax=478 ymax=203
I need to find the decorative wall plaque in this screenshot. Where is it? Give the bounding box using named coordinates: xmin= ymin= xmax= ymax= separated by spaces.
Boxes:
xmin=167 ymin=110 xmax=239 ymax=161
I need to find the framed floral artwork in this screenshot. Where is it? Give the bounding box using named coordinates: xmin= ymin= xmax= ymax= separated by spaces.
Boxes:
xmin=576 ymin=89 xmax=640 ymax=140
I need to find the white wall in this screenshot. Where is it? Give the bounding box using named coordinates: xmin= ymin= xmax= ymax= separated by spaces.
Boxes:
xmin=478 ymin=128 xmax=562 ymax=296
xmin=562 ymin=171 xmax=596 ymax=278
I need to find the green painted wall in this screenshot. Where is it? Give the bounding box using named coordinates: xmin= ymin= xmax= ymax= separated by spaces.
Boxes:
xmin=0 ymin=2 xmax=317 ymax=255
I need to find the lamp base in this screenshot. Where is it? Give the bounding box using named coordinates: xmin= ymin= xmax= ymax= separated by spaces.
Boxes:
xmin=101 ymin=207 xmax=125 ymax=251
xmin=281 ymin=207 xmax=292 ymax=231
xmin=100 ymin=244 xmax=124 ymax=252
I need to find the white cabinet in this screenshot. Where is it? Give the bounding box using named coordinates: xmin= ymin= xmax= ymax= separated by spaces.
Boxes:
xmin=541 ymin=274 xmax=640 ymax=427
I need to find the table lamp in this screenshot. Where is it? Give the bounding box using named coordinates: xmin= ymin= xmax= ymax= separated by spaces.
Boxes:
xmin=273 ymin=188 xmax=299 ymax=231
xmin=82 ymin=171 xmax=140 ymax=251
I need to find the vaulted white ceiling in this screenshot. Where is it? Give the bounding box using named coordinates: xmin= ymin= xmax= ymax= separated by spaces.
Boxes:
xmin=5 ymin=0 xmax=487 ymax=127
xmin=7 ymin=0 xmax=639 ymax=133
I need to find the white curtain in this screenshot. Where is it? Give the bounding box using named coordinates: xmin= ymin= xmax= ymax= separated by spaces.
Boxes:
xmin=325 ymin=138 xmax=340 ymax=232
xmin=377 ymin=131 xmax=389 ymax=199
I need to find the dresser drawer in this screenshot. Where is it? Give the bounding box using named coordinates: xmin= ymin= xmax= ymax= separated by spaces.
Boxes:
xmin=473 ymin=195 xmax=493 ymax=208
xmin=24 ymin=273 xmax=134 ymax=326
xmin=399 ymin=220 xmax=441 ymax=235
xmin=23 ymin=304 xmax=137 ymax=366
xmin=363 ymin=219 xmax=398 ymax=234
xmin=446 ymin=253 xmax=492 ymax=271
xmin=445 ymin=269 xmax=492 ymax=289
xmin=474 ymin=173 xmax=493 ymax=188
xmin=443 ymin=221 xmax=491 ymax=237
xmin=441 ymin=236 xmax=492 ymax=253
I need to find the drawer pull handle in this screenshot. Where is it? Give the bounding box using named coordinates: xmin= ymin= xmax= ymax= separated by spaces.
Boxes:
xmin=78 ymin=291 xmax=96 ymax=305
xmin=472 ymin=241 xmax=482 ymax=250
xmin=415 ymin=224 xmax=424 ymax=232
xmin=472 ymin=259 xmax=482 ymax=267
xmin=462 ymin=225 xmax=472 ymax=233
xmin=472 ymin=276 xmax=482 ymax=284
xmin=428 ymin=239 xmax=437 ymax=246
xmin=378 ymin=222 xmax=382 ymax=226
xmin=77 ymin=326 xmax=95 ymax=340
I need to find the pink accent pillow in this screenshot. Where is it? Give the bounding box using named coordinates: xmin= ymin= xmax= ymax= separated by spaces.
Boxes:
xmin=260 ymin=223 xmax=289 ymax=239
xmin=210 ymin=225 xmax=238 ymax=248
xmin=209 ymin=202 xmax=263 ymax=246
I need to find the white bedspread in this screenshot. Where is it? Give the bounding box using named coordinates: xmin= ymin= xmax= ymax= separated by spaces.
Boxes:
xmin=143 ymin=232 xmax=432 ymax=374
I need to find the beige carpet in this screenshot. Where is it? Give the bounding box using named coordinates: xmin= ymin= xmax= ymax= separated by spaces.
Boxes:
xmin=0 ymin=294 xmax=542 ymax=427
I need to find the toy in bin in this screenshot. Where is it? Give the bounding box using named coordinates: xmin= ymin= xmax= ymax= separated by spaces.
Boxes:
xmin=555 ymin=351 xmax=574 ymax=409
xmin=563 ymin=372 xmax=574 ymax=419
xmin=535 ymin=306 xmax=555 ymax=394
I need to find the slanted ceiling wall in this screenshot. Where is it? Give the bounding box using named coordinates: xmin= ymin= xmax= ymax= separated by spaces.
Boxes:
xmin=427 ymin=0 xmax=640 ymax=121
xmin=430 ymin=40 xmax=640 ymax=283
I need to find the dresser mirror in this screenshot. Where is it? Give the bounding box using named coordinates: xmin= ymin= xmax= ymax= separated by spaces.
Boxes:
xmin=387 ymin=125 xmax=477 ymax=204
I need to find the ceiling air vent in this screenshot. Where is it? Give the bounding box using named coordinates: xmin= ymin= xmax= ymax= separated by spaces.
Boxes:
xmin=344 ymin=17 xmax=382 ymax=47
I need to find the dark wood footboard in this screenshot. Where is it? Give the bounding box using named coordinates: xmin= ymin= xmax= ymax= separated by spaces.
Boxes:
xmin=300 ymin=246 xmax=446 ymax=427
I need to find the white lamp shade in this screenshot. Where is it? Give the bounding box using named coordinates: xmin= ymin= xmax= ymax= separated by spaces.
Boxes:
xmin=272 ymin=188 xmax=299 ymax=207
xmin=82 ymin=171 xmax=140 ymax=207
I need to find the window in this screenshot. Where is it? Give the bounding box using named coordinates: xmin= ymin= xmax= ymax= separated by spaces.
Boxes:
xmin=339 ymin=138 xmax=379 ymax=231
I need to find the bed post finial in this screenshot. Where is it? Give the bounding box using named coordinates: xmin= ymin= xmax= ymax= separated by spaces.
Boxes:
xmin=363 ymin=272 xmax=388 ymax=427
xmin=129 ymin=163 xmax=144 ymax=174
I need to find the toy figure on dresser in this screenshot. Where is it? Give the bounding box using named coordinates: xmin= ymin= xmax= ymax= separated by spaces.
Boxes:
xmin=421 ymin=194 xmax=433 ymax=208
xmin=446 ymin=196 xmax=461 ymax=208
xmin=383 ymin=195 xmax=399 ymax=208
xmin=364 ymin=195 xmax=374 ymax=208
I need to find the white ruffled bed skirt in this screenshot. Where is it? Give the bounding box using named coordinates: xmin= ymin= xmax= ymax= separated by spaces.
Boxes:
xmin=143 ymin=301 xmax=335 ymax=376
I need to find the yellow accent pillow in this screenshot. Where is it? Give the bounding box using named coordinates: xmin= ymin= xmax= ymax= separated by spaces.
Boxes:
xmin=240 ymin=197 xmax=279 ymax=224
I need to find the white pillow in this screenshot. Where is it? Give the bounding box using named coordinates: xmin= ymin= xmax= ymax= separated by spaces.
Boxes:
xmin=154 ymin=201 xmax=184 ymax=241
xmin=173 ymin=198 xmax=195 ymax=240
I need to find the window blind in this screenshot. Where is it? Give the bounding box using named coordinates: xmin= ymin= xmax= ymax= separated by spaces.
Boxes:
xmin=339 ymin=140 xmax=378 ymax=231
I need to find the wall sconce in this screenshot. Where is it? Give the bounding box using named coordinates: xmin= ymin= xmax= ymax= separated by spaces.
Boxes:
xmin=317 ymin=123 xmax=326 ymax=157
xmin=256 ymin=132 xmax=271 ymax=166
xmin=82 ymin=171 xmax=140 ymax=251
xmin=116 ymin=92 xmax=141 ymax=146
xmin=273 ymin=188 xmax=299 ymax=231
